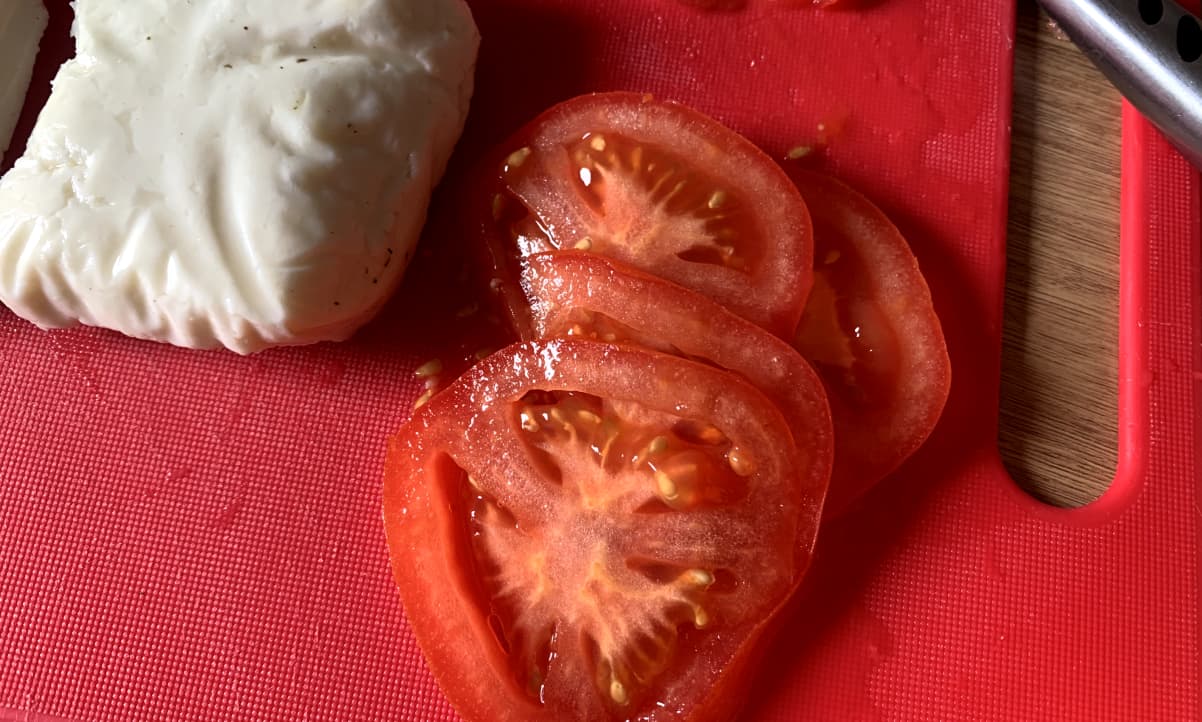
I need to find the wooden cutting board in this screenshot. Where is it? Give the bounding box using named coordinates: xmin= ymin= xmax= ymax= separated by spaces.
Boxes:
xmin=1002 ymin=0 xmax=1122 ymax=508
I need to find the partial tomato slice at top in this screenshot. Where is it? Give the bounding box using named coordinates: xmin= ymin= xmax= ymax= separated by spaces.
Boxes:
xmin=384 ymin=340 xmax=824 ymax=722
xmin=522 ymin=250 xmax=833 ymax=504
xmin=480 ymin=92 xmax=813 ymax=339
xmin=789 ymin=170 xmax=951 ymax=516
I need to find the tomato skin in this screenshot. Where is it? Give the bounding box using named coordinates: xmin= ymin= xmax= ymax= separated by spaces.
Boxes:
xmin=382 ymin=440 xmax=519 ymax=720
xmin=789 ymin=170 xmax=950 ymax=517
xmin=522 ymin=250 xmax=833 ymax=506
xmin=383 ymin=339 xmax=826 ymax=722
xmin=474 ymin=92 xmax=814 ymax=341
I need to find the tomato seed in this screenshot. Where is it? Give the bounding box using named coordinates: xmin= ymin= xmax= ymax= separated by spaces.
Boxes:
xmin=655 ymin=470 xmax=679 ymax=500
xmin=727 ymin=446 xmax=755 ymax=477
xmin=520 ymin=410 xmax=540 ymax=432
xmin=576 ymin=409 xmax=602 ymax=425
xmin=609 ymin=679 xmax=629 ymax=705
xmin=415 ymin=358 xmax=443 ymax=378
xmin=787 ymin=145 xmax=813 ymax=160
xmin=648 ymin=435 xmax=668 ymax=455
xmin=504 ymin=146 xmax=531 ymax=170
xmin=697 ymin=425 xmax=725 ymax=444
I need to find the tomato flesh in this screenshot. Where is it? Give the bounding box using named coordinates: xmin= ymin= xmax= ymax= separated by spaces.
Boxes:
xmin=384 ymin=340 xmax=824 ymax=722
xmin=796 ymin=228 xmax=903 ymax=410
xmin=790 ymin=170 xmax=950 ymax=516
xmin=477 ymin=92 xmax=813 ymax=340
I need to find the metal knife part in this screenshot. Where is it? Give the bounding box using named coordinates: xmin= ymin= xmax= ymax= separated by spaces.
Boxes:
xmin=1037 ymin=0 xmax=1202 ymax=169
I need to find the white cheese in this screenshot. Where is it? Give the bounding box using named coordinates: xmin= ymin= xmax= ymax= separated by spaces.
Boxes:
xmin=0 ymin=0 xmax=478 ymax=353
xmin=0 ymin=0 xmax=48 ymax=158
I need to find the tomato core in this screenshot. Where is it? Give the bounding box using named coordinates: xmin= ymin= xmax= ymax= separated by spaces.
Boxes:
xmin=436 ymin=386 xmax=775 ymax=716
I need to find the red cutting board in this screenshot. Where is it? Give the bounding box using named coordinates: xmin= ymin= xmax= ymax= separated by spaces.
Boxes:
xmin=2 ymin=1 xmax=1198 ymax=720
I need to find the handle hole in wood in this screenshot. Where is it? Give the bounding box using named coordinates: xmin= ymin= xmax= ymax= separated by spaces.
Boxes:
xmin=999 ymin=4 xmax=1120 ymax=508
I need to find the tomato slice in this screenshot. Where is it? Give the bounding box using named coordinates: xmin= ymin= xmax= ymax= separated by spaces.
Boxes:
xmin=383 ymin=340 xmax=825 ymax=722
xmin=789 ymin=170 xmax=951 ymax=516
xmin=476 ymin=92 xmax=813 ymax=340
xmin=521 ymin=250 xmax=833 ymax=505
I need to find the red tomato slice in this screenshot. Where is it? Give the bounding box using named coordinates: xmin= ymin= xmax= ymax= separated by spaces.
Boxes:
xmin=521 ymin=250 xmax=833 ymax=506
xmin=789 ymin=170 xmax=951 ymax=516
xmin=476 ymin=92 xmax=813 ymax=340
xmin=383 ymin=340 xmax=825 ymax=722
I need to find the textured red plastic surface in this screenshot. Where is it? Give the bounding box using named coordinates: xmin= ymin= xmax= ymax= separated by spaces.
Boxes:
xmin=1 ymin=1 xmax=1197 ymax=721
